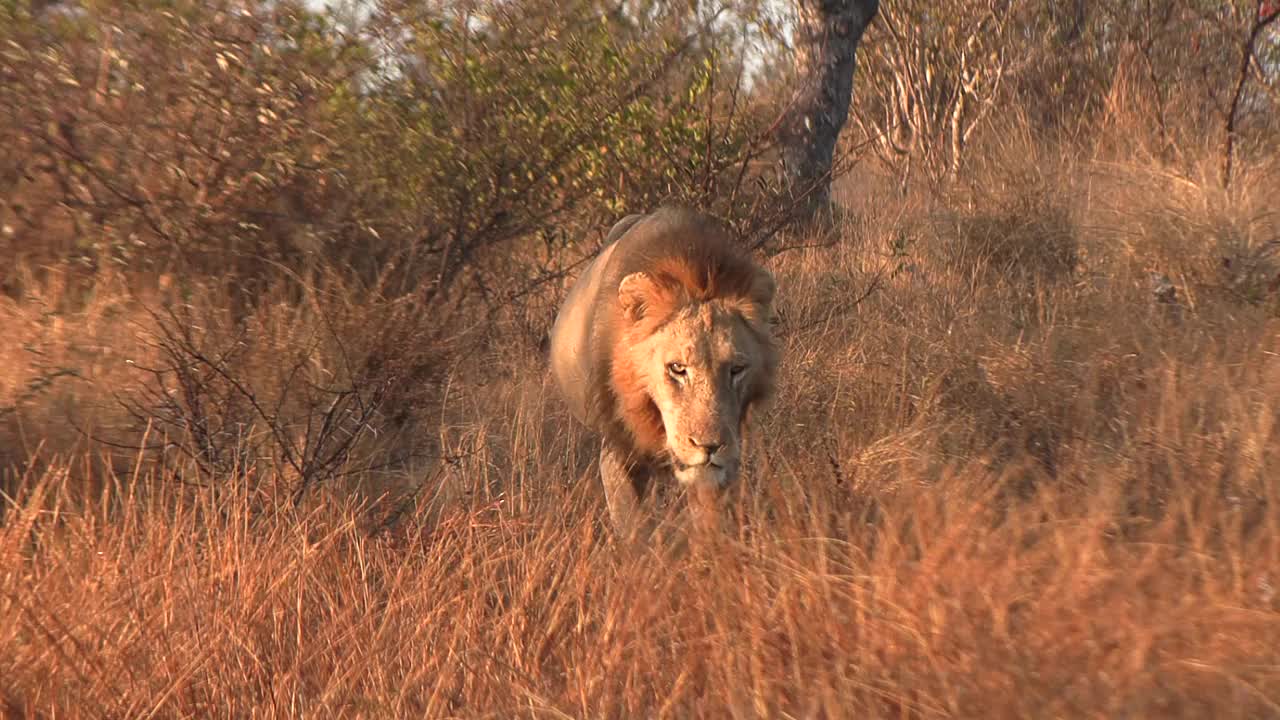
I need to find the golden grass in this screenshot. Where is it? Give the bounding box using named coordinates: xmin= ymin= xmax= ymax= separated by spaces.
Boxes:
xmin=2 ymin=142 xmax=1279 ymax=717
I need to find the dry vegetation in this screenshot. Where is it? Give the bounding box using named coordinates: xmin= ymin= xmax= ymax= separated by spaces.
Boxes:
xmin=3 ymin=0 xmax=1280 ymax=717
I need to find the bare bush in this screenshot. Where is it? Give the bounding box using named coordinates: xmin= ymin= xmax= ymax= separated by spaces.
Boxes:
xmin=843 ymin=0 xmax=1280 ymax=194
xmin=851 ymin=0 xmax=1014 ymax=189
xmin=91 ymin=274 xmax=450 ymax=502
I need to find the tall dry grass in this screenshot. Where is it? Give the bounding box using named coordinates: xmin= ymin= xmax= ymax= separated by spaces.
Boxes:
xmin=2 ymin=135 xmax=1280 ymax=717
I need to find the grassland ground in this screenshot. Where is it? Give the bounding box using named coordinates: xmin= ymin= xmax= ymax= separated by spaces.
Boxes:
xmin=2 ymin=145 xmax=1279 ymax=717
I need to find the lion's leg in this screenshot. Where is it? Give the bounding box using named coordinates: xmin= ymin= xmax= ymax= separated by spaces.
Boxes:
xmin=599 ymin=442 xmax=647 ymax=541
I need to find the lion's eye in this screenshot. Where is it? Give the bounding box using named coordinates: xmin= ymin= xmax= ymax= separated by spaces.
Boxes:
xmin=667 ymin=362 xmax=687 ymax=378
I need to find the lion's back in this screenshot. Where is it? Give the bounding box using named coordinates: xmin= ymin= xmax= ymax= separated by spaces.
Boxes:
xmin=549 ymin=214 xmax=645 ymax=425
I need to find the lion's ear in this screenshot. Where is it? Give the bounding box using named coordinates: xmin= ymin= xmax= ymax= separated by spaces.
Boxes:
xmin=618 ymin=272 xmax=658 ymax=322
xmin=750 ymin=267 xmax=776 ymax=308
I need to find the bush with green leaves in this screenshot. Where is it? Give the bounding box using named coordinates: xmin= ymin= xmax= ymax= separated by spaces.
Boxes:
xmin=0 ymin=0 xmax=363 ymax=279
xmin=332 ymin=0 xmax=782 ymax=305
xmin=1 ymin=0 xmax=782 ymax=308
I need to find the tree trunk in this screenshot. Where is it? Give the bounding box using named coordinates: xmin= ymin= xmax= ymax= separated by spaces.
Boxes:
xmin=779 ymin=0 xmax=879 ymax=221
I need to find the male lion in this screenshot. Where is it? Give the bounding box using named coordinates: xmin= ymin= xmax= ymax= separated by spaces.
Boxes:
xmin=549 ymin=206 xmax=779 ymax=538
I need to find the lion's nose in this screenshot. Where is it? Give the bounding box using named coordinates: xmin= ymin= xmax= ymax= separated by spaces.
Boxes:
xmin=689 ymin=437 xmax=724 ymax=455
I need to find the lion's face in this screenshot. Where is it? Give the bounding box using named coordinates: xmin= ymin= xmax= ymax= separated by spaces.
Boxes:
xmin=614 ymin=269 xmax=777 ymax=491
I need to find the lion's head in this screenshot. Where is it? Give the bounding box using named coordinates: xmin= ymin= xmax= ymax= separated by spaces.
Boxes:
xmin=608 ymin=251 xmax=779 ymax=491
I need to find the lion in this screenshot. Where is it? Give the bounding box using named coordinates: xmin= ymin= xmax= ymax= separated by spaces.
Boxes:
xmin=549 ymin=206 xmax=780 ymax=538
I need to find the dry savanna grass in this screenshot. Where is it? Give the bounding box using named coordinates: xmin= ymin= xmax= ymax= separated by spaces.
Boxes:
xmin=2 ymin=139 xmax=1280 ymax=718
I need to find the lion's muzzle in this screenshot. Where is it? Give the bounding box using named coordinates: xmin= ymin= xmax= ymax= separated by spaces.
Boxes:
xmin=673 ymin=454 xmax=738 ymax=490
